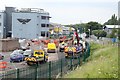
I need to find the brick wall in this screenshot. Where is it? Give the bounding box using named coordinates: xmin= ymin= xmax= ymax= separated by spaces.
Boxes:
xmin=0 ymin=38 xmax=20 ymax=52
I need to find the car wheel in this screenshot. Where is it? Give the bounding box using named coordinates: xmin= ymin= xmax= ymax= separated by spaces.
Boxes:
xmin=27 ymin=62 xmax=34 ymax=66
xmin=10 ymin=60 xmax=13 ymax=63
xmin=1 ymin=56 xmax=4 ymax=60
xmin=59 ymin=49 xmax=61 ymax=52
xmin=65 ymin=56 xmax=68 ymax=58
xmin=18 ymin=60 xmax=21 ymax=62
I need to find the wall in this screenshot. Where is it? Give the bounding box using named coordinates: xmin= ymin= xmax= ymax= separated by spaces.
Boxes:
xmin=0 ymin=12 xmax=5 ymax=38
xmin=12 ymin=12 xmax=50 ymax=39
xmin=0 ymin=38 xmax=20 ymax=52
xmin=12 ymin=12 xmax=37 ymax=39
xmin=5 ymin=7 xmax=15 ymax=37
xmin=37 ymin=13 xmax=49 ymax=37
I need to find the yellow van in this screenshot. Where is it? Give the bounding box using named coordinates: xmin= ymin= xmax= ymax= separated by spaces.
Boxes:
xmin=47 ymin=43 xmax=56 ymax=53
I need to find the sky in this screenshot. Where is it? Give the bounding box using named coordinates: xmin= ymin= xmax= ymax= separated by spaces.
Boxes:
xmin=0 ymin=0 xmax=119 ymax=25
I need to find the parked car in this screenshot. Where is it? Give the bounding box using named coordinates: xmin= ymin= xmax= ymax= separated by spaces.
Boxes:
xmin=10 ymin=50 xmax=24 ymax=62
xmin=0 ymin=53 xmax=4 ymax=60
xmin=23 ymin=49 xmax=32 ymax=57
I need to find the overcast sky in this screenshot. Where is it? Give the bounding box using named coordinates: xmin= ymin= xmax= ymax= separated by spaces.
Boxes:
xmin=0 ymin=0 xmax=119 ymax=25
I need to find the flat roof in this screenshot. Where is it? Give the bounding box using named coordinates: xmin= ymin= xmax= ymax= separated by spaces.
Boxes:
xmin=105 ymin=25 xmax=119 ymax=29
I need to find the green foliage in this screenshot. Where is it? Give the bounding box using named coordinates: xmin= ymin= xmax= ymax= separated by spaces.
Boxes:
xmin=118 ymin=29 xmax=120 ymax=40
xmin=109 ymin=28 xmax=117 ymax=38
xmin=90 ymin=42 xmax=105 ymax=54
xmin=86 ymin=21 xmax=102 ymax=30
xmin=99 ymin=30 xmax=107 ymax=37
xmin=92 ymin=30 xmax=107 ymax=38
xmin=65 ymin=21 xmax=103 ymax=36
xmin=64 ymin=43 xmax=118 ymax=78
xmin=104 ymin=14 xmax=118 ymax=25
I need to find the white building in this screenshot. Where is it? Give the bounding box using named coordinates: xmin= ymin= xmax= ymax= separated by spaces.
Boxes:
xmin=0 ymin=12 xmax=6 ymax=38
xmin=12 ymin=8 xmax=51 ymax=39
xmin=0 ymin=7 xmax=16 ymax=38
xmin=104 ymin=25 xmax=119 ymax=34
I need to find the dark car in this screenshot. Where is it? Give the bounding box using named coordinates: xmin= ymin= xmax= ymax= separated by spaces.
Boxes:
xmin=10 ymin=50 xmax=24 ymax=62
xmin=0 ymin=53 xmax=4 ymax=60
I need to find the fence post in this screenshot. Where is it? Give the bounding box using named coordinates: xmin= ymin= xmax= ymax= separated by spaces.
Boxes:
xmin=88 ymin=44 xmax=90 ymax=57
xmin=49 ymin=61 xmax=51 ymax=79
xmin=85 ymin=43 xmax=89 ymax=59
xmin=78 ymin=53 xmax=81 ymax=66
xmin=83 ymin=51 xmax=86 ymax=62
xmin=35 ymin=66 xmax=38 ymax=80
xmin=70 ymin=56 xmax=73 ymax=70
xmin=16 ymin=68 xmax=19 ymax=80
xmin=60 ymin=59 xmax=62 ymax=77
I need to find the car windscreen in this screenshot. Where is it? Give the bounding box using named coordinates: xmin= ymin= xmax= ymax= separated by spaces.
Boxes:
xmin=35 ymin=52 xmax=43 ymax=55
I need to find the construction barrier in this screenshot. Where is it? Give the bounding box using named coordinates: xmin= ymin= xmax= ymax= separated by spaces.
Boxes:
xmin=0 ymin=61 xmax=7 ymax=70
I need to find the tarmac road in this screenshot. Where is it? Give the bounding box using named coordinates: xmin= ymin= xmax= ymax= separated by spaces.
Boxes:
xmin=0 ymin=51 xmax=65 ymax=78
xmin=0 ymin=49 xmax=65 ymax=71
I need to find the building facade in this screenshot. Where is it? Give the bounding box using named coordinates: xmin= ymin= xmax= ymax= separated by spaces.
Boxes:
xmin=0 ymin=7 xmax=50 ymax=39
xmin=0 ymin=7 xmax=15 ymax=38
xmin=12 ymin=8 xmax=50 ymax=39
xmin=0 ymin=12 xmax=6 ymax=38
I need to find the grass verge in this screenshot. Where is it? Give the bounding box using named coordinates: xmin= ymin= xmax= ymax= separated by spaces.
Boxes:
xmin=64 ymin=43 xmax=118 ymax=78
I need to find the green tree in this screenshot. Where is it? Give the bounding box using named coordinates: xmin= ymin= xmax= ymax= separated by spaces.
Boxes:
xmin=104 ymin=14 xmax=118 ymax=25
xmin=99 ymin=30 xmax=107 ymax=37
xmin=109 ymin=28 xmax=117 ymax=38
xmin=92 ymin=30 xmax=107 ymax=39
xmin=85 ymin=21 xmax=102 ymax=35
xmin=86 ymin=22 xmax=102 ymax=30
xmin=118 ymin=28 xmax=120 ymax=40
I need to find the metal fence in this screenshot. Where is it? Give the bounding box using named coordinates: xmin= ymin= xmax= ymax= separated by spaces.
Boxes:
xmin=1 ymin=43 xmax=90 ymax=79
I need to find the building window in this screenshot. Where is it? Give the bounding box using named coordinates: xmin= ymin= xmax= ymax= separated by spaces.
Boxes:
xmin=47 ymin=16 xmax=50 ymax=20
xmin=41 ymin=16 xmax=46 ymax=19
xmin=46 ymin=32 xmax=49 ymax=37
xmin=0 ymin=15 xmax=1 ymax=18
xmin=0 ymin=23 xmax=1 ymax=26
xmin=41 ymin=24 xmax=45 ymax=27
xmin=47 ymin=24 xmax=49 ymax=27
xmin=41 ymin=31 xmax=45 ymax=37
xmin=47 ymin=16 xmax=51 ymax=20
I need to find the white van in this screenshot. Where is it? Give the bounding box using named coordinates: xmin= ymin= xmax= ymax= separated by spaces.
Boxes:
xmin=23 ymin=49 xmax=32 ymax=57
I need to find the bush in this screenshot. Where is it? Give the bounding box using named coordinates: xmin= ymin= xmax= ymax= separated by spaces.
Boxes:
xmin=92 ymin=30 xmax=107 ymax=39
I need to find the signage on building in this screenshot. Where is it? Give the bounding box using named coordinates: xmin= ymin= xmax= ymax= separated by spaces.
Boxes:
xmin=17 ymin=19 xmax=31 ymax=24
